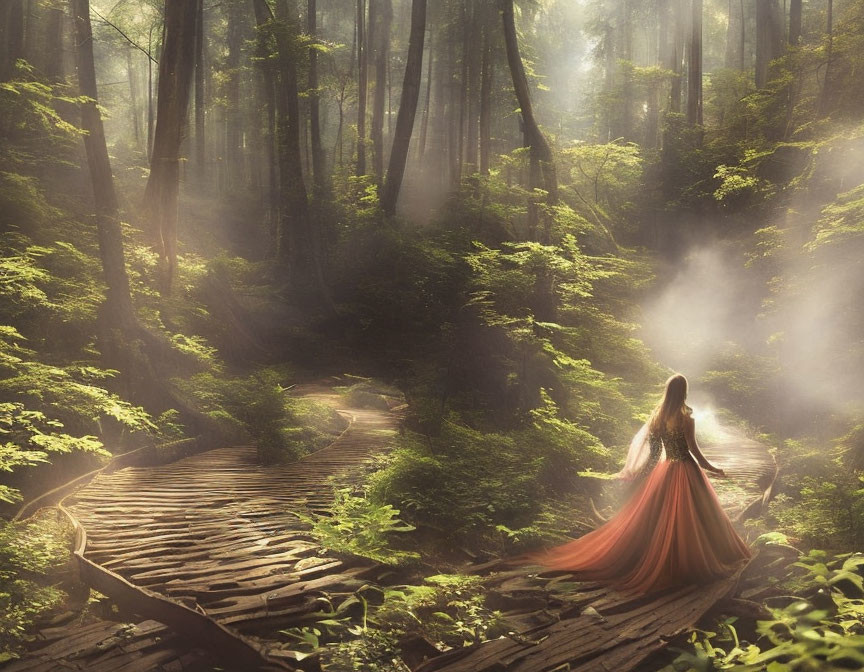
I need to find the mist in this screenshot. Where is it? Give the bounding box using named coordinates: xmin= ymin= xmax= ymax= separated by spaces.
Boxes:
xmin=641 ymin=221 xmax=864 ymax=433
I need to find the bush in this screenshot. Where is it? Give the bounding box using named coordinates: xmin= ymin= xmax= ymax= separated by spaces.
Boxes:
xmin=765 ymin=438 xmax=864 ymax=549
xmin=0 ymin=514 xmax=70 ymax=656
xmin=367 ymin=419 xmax=544 ymax=539
xmin=294 ymin=487 xmax=419 ymax=566
xmin=172 ymin=368 xmax=345 ymax=464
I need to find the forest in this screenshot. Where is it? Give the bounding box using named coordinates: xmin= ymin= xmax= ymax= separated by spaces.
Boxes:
xmin=2 ymin=0 xmax=864 ymax=669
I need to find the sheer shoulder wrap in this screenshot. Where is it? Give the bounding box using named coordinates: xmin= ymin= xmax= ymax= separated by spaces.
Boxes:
xmin=615 ymin=421 xmax=659 ymax=481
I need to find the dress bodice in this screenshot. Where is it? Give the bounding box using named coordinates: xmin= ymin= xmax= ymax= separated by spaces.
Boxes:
xmin=649 ymin=425 xmax=691 ymax=462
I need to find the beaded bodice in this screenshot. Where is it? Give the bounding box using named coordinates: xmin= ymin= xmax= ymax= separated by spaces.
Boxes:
xmin=649 ymin=425 xmax=691 ymax=462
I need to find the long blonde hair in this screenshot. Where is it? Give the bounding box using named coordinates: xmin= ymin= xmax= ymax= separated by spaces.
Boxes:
xmin=648 ymin=373 xmax=692 ymax=433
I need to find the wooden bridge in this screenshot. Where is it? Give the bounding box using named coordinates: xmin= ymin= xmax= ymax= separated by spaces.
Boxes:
xmin=5 ymin=386 xmax=777 ymax=672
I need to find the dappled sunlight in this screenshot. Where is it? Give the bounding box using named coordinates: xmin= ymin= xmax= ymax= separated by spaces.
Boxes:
xmin=4 ymin=0 xmax=864 ymax=669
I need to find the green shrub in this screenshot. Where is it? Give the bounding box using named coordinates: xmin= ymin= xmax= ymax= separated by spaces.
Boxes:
xmin=367 ymin=420 xmax=544 ymax=539
xmin=0 ymin=326 xmax=153 ymax=503
xmin=668 ymin=550 xmax=864 ymax=672
xmin=0 ymin=515 xmax=70 ymax=656
xmin=294 ymin=487 xmax=419 ymax=566
xmin=172 ymin=368 xmax=345 ymax=464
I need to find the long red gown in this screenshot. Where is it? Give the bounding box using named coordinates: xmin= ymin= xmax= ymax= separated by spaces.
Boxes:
xmin=518 ymin=425 xmax=752 ymax=594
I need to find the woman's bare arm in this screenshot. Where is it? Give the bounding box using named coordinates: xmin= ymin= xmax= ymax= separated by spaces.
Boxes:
xmin=684 ymin=416 xmax=725 ymax=475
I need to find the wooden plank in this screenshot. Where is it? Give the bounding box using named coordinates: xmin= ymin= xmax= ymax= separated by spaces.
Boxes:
xmin=415 ymin=562 xmax=747 ymax=672
xmin=40 ymin=387 xmax=400 ymax=670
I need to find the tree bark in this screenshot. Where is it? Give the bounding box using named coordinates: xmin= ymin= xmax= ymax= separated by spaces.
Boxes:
xmin=755 ymin=0 xmax=783 ymax=89
xmin=446 ymin=24 xmax=459 ymax=186
xmin=143 ymin=0 xmax=197 ymax=291
xmin=147 ymin=25 xmax=155 ymax=161
xmin=225 ymin=0 xmax=243 ymax=189
xmin=465 ymin=1 xmax=481 ymax=172
xmin=725 ymin=0 xmax=740 ymax=68
xmin=615 ymin=0 xmax=633 ymax=140
xmin=788 ymin=0 xmax=802 ymax=45
xmin=272 ymin=0 xmax=309 ymax=267
xmin=380 ymin=0 xmax=426 ymax=216
xmin=371 ymin=0 xmax=392 ymax=183
xmin=418 ymin=23 xmax=433 ymax=161
xmin=1 ymin=0 xmax=24 ymax=81
xmin=46 ymin=3 xmax=65 ymax=81
xmin=687 ymin=0 xmax=703 ymax=127
xmin=251 ymin=0 xmax=279 ymax=244
xmin=272 ymin=0 xmax=331 ymax=310
xmin=501 ymin=0 xmax=557 ymax=240
xmin=818 ymin=0 xmax=833 ymax=116
xmin=194 ymin=0 xmax=206 ymax=178
xmin=479 ymin=13 xmax=493 ymax=176
xmin=308 ymin=0 xmax=328 ymax=197
xmin=126 ymin=49 xmax=141 ymax=150
xmin=71 ymin=0 xmax=134 ymax=325
xmin=457 ymin=1 xmax=470 ymax=174
xmin=669 ymin=0 xmax=684 ymax=113
xmin=356 ymin=0 xmax=368 ymax=175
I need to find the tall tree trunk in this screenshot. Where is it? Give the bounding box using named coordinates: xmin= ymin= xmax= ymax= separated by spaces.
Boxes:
xmin=818 ymin=0 xmax=833 ymax=116
xmin=308 ymin=0 xmax=328 ymax=197
xmin=669 ymin=0 xmax=684 ymax=113
xmin=501 ymin=0 xmax=557 ymax=241
xmin=71 ymin=0 xmax=134 ymax=325
xmin=143 ymin=0 xmax=197 ymax=292
xmin=272 ymin=0 xmax=331 ymax=310
xmin=615 ymin=0 xmax=633 ymax=140
xmin=273 ymin=0 xmax=309 ymax=268
xmin=381 ymin=0 xmax=426 ymax=216
xmin=603 ymin=10 xmax=615 ymax=139
xmin=788 ymin=0 xmax=802 ymax=44
xmin=687 ymin=0 xmax=703 ymax=127
xmin=45 ymin=4 xmax=65 ymax=81
xmin=225 ymin=0 xmax=243 ymax=189
xmin=1 ymin=0 xmax=24 ymax=81
xmin=147 ymin=25 xmax=155 ymax=161
xmin=431 ymin=20 xmax=448 ymax=187
xmin=479 ymin=14 xmax=493 ymax=176
xmin=194 ymin=0 xmax=206 ymax=178
xmin=465 ymin=5 xmax=481 ymax=173
xmin=457 ymin=1 xmax=470 ymax=174
xmin=418 ymin=24 xmax=433 ymax=161
xmin=252 ymin=0 xmax=279 ymax=244
xmin=446 ymin=26 xmax=460 ymax=186
xmin=371 ymin=0 xmax=392 ymax=183
xmin=126 ymin=49 xmax=141 ymax=150
xmin=755 ymin=0 xmax=783 ymax=89
xmin=356 ymin=0 xmax=367 ymax=175
xmin=725 ymin=0 xmax=741 ymax=68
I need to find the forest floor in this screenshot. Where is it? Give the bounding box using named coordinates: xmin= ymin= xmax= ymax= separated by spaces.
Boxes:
xmin=4 ymin=381 xmax=778 ymax=672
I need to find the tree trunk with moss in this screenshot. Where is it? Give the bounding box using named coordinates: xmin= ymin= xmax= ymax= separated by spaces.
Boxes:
xmin=500 ymin=0 xmax=557 ymax=240
xmin=71 ymin=0 xmax=135 ymax=329
xmin=143 ymin=0 xmax=198 ymax=292
xmin=381 ymin=0 xmax=426 ymax=216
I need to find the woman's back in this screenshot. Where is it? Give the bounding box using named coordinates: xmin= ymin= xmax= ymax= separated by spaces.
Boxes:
xmin=651 ymin=421 xmax=691 ymax=462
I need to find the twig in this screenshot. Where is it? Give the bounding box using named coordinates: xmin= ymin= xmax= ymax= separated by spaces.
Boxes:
xmin=91 ymin=8 xmax=158 ymax=64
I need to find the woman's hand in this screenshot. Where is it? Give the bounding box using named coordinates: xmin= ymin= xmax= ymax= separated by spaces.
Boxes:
xmin=705 ymin=464 xmax=726 ymax=477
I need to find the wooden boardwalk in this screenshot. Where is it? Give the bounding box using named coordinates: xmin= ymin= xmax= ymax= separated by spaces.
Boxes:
xmin=7 ymin=388 xmax=776 ymax=672
xmin=7 ymin=384 xmax=401 ymax=671
xmin=3 ymin=618 xmax=215 ymax=672
xmin=414 ymin=424 xmax=777 ymax=672
xmin=701 ymin=422 xmax=778 ymax=521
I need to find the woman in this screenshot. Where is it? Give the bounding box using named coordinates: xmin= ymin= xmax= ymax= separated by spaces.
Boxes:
xmin=516 ymin=374 xmax=751 ymax=595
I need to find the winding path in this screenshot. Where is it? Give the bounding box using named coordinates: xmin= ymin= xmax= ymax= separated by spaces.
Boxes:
xmin=416 ymin=421 xmax=777 ymax=672
xmin=6 ymin=387 xmax=776 ymax=672
xmin=6 ymin=383 xmax=401 ymax=671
